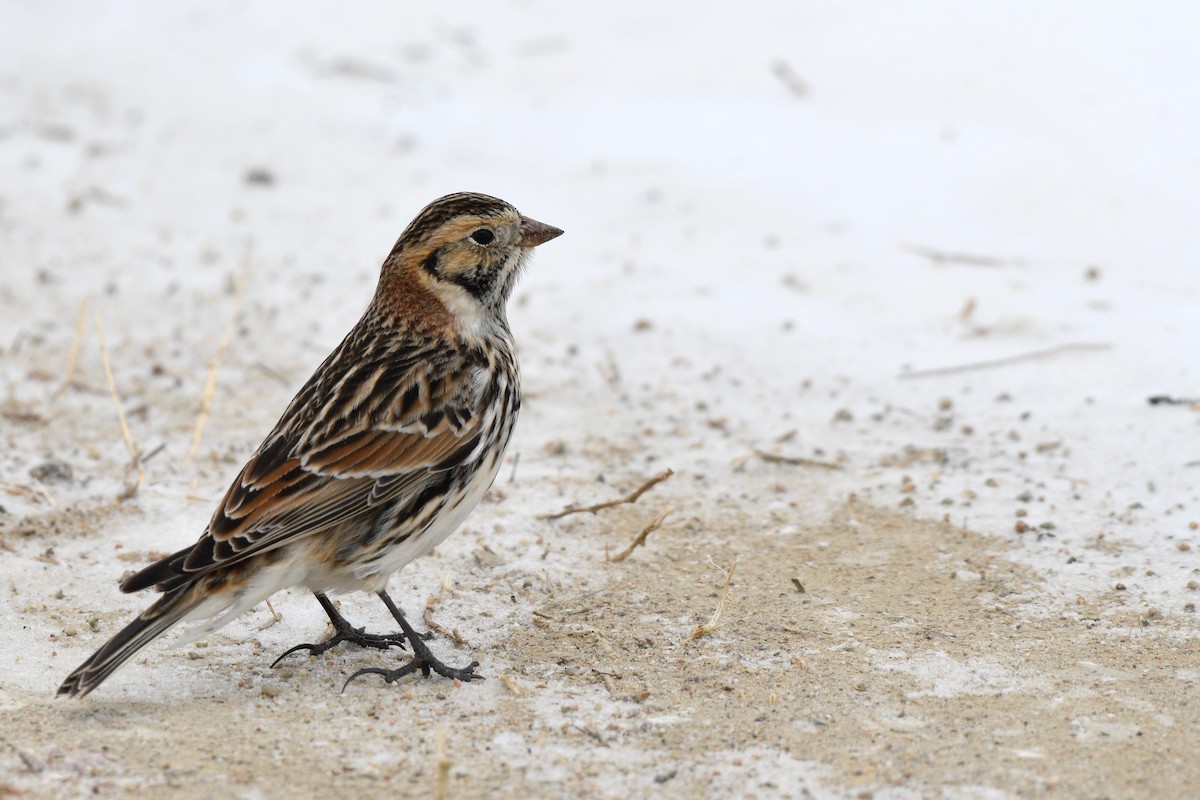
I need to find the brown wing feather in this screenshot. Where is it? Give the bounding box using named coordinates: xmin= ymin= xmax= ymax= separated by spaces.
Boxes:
xmin=123 ymin=337 xmax=489 ymax=593
xmin=300 ymin=421 xmax=477 ymax=478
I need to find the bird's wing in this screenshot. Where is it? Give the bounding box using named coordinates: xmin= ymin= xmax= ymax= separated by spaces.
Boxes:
xmin=123 ymin=340 xmax=494 ymax=592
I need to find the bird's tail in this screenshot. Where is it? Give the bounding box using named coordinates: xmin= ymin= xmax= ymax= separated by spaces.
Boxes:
xmin=58 ymin=586 xmax=201 ymax=698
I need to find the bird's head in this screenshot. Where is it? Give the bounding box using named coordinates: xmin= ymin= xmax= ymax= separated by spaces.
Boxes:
xmin=378 ymin=192 xmax=562 ymax=335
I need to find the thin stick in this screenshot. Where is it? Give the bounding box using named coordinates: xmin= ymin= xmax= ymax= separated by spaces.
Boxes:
xmin=94 ymin=313 xmax=139 ymax=461
xmin=254 ymin=360 xmax=290 ymax=387
xmin=0 ymin=480 xmax=41 ymax=501
xmin=770 ymin=59 xmax=809 ymax=97
xmin=900 ymin=243 xmax=1007 ymax=268
xmin=1147 ymin=395 xmax=1200 ymax=407
xmin=611 ymin=507 xmax=673 ymax=563
xmin=539 ymin=468 xmax=674 ymax=520
xmin=688 ymin=558 xmax=738 ymax=640
xmin=1 ymin=407 xmax=44 ymax=424
xmin=186 ymin=257 xmax=250 ymax=461
xmin=52 ymin=297 xmax=90 ymax=399
xmin=899 ymin=343 xmax=1111 ymax=380
xmin=737 ymin=449 xmax=843 ymax=471
xmin=29 ymin=476 xmax=55 ymax=508
xmin=572 ymin=724 xmax=607 ymax=747
xmin=434 ymin=726 xmax=451 ymax=800
xmin=425 ymin=579 xmax=468 ymax=647
xmin=94 ymin=312 xmax=144 ymax=499
xmin=258 ymin=599 xmax=283 ymax=631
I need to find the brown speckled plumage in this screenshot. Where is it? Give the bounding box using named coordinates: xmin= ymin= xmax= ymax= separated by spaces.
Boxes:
xmin=59 ymin=193 xmax=562 ymax=697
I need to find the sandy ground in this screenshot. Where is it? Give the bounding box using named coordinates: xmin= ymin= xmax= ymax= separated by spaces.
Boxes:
xmin=2 ymin=3 xmax=1199 ymax=799
xmin=6 ymin=486 xmax=1199 ymax=799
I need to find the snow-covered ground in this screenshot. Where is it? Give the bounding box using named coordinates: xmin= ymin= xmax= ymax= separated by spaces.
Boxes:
xmin=2 ymin=3 xmax=1197 ymax=798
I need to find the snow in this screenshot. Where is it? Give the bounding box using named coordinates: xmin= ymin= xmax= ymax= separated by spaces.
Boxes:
xmin=2 ymin=2 xmax=1198 ymax=797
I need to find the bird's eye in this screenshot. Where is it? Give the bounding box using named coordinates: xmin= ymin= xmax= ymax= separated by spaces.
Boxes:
xmin=469 ymin=228 xmax=496 ymax=245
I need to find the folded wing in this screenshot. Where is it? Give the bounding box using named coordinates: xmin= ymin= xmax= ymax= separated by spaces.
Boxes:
xmin=122 ymin=337 xmax=489 ymax=593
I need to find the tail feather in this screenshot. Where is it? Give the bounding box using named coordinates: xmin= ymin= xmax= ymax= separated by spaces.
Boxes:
xmin=57 ymin=588 xmax=199 ymax=698
xmin=120 ymin=544 xmax=193 ymax=594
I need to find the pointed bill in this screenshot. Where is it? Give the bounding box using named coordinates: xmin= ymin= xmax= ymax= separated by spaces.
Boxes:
xmin=518 ymin=216 xmax=564 ymax=247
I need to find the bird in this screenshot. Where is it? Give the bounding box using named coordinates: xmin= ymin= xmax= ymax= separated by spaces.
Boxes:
xmin=58 ymin=192 xmax=563 ymax=698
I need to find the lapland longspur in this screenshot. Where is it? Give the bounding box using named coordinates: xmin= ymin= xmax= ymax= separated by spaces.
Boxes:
xmin=59 ymin=192 xmax=562 ymax=697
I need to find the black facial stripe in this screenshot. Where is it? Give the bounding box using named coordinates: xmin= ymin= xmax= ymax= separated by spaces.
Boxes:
xmin=454 ymin=264 xmax=498 ymax=299
xmin=421 ymin=249 xmax=441 ymax=277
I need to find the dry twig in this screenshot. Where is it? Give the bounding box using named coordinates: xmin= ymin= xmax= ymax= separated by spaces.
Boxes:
xmin=0 ymin=480 xmax=42 ymax=502
xmin=94 ymin=312 xmax=144 ymax=499
xmin=186 ymin=257 xmax=250 ymax=461
xmin=425 ymin=578 xmax=469 ymax=647
xmin=592 ymin=668 xmax=618 ymax=696
xmin=611 ymin=507 xmax=673 ymax=563
xmin=254 ymin=360 xmax=291 ymax=387
xmin=1148 ymin=395 xmax=1200 ymax=408
xmin=899 ymin=342 xmax=1111 ymax=380
xmin=771 ymin=59 xmax=809 ymax=97
xmin=689 ymin=558 xmax=738 ymax=640
xmin=52 ymin=297 xmax=90 ymax=399
xmin=598 ymin=351 xmax=621 ymax=388
xmin=736 ymin=449 xmax=842 ymax=471
xmin=500 ymin=674 xmax=524 ymax=696
xmin=1 ymin=405 xmax=45 ymax=424
xmin=571 ymin=724 xmax=607 ymax=747
xmin=28 ymin=476 xmax=55 ymax=508
xmin=539 ymin=468 xmax=674 ymax=520
xmin=900 ymin=243 xmax=1007 ymax=267
xmin=257 ymin=599 xmax=283 ymax=631
xmin=434 ymin=726 xmax=451 ymax=800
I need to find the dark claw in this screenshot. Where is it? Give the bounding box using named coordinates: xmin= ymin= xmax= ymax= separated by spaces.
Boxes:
xmin=442 ymin=660 xmax=483 ymax=682
xmin=342 ymin=662 xmax=422 ymax=691
xmin=334 ymin=590 xmax=484 ymax=691
xmin=271 ymin=642 xmax=325 ymax=669
xmin=271 ymin=625 xmax=407 ymax=668
xmin=342 ymin=657 xmax=483 ymax=691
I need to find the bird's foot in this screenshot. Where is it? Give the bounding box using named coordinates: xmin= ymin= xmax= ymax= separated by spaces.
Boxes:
xmin=342 ymin=636 xmax=483 ymax=689
xmin=271 ymin=620 xmax=407 ymax=668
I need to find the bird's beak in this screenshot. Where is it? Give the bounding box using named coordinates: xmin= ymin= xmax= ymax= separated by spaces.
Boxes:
xmin=518 ymin=216 xmax=564 ymax=247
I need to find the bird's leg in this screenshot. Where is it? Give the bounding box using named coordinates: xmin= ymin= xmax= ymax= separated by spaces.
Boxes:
xmin=271 ymin=592 xmax=407 ymax=668
xmin=343 ymin=590 xmax=483 ymax=688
